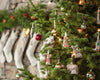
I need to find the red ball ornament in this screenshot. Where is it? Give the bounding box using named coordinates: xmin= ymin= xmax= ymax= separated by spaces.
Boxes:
xmin=23 ymin=13 xmax=28 ymax=18
xmin=10 ymin=15 xmax=15 ymax=19
xmin=30 ymin=16 xmax=36 ymax=20
xmin=35 ymin=34 xmax=41 ymax=41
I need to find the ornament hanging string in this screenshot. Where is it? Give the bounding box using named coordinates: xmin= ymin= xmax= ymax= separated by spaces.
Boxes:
xmin=54 ymin=19 xmax=56 ymax=29
xmin=98 ymin=32 xmax=99 ymax=40
xmin=30 ymin=23 xmax=34 ymax=38
xmin=82 ymin=14 xmax=85 ymax=23
xmin=54 ymin=10 xmax=57 ymax=29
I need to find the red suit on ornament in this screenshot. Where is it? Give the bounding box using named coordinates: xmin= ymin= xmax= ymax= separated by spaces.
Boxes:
xmin=46 ymin=50 xmax=51 ymax=65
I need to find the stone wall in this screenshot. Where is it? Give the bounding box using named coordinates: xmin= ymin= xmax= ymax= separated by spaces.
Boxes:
xmin=0 ymin=25 xmax=44 ymax=80
xmin=0 ymin=0 xmax=56 ymax=12
xmin=0 ymin=0 xmax=56 ymax=79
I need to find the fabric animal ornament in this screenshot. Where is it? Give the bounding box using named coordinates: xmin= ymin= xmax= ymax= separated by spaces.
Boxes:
xmin=71 ymin=45 xmax=82 ymax=58
xmin=67 ymin=62 xmax=78 ymax=74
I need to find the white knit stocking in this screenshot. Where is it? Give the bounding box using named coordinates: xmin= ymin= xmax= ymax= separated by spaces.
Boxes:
xmin=26 ymin=33 xmax=39 ymax=67
xmin=3 ymin=30 xmax=19 ymax=63
xmin=0 ymin=30 xmax=10 ymax=63
xmin=14 ymin=29 xmax=29 ymax=76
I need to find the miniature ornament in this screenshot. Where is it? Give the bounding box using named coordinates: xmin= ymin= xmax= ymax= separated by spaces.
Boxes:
xmin=86 ymin=70 xmax=95 ymax=80
xmin=46 ymin=50 xmax=51 ymax=65
xmin=35 ymin=34 xmax=41 ymax=41
xmin=97 ymin=7 xmax=100 ymax=25
xmin=63 ymin=32 xmax=69 ymax=48
xmin=81 ymin=22 xmax=86 ymax=29
xmin=71 ymin=45 xmax=82 ymax=58
xmin=67 ymin=62 xmax=78 ymax=74
xmin=94 ymin=32 xmax=100 ymax=51
xmin=55 ymin=59 xmax=62 ymax=69
xmin=81 ymin=14 xmax=86 ymax=29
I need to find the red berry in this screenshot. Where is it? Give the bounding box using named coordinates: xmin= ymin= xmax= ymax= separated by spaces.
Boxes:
xmin=23 ymin=13 xmax=28 ymax=18
xmin=3 ymin=19 xmax=6 ymax=23
xmin=31 ymin=16 xmax=36 ymax=20
xmin=11 ymin=15 xmax=15 ymax=19
xmin=35 ymin=34 xmax=41 ymax=41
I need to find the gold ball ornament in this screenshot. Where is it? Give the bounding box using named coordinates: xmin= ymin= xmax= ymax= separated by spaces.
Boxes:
xmin=85 ymin=34 xmax=88 ymax=37
xmin=79 ymin=0 xmax=85 ymax=5
xmin=78 ymin=29 xmax=83 ymax=33
xmin=57 ymin=37 xmax=62 ymax=41
xmin=97 ymin=28 xmax=100 ymax=32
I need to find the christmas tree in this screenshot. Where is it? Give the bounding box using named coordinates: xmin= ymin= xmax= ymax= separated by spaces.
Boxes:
xmin=0 ymin=0 xmax=100 ymax=80
xmin=32 ymin=0 xmax=100 ymax=80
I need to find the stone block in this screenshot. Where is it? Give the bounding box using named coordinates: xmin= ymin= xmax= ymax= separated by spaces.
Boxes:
xmin=36 ymin=42 xmax=43 ymax=53
xmin=22 ymin=0 xmax=28 ymax=2
xmin=5 ymin=61 xmax=15 ymax=66
xmin=10 ymin=4 xmax=16 ymax=9
xmin=29 ymin=0 xmax=40 ymax=6
xmin=15 ymin=3 xmax=29 ymax=10
xmin=0 ymin=63 xmax=4 ymax=68
xmin=6 ymin=66 xmax=18 ymax=79
xmin=46 ymin=2 xmax=57 ymax=10
xmin=40 ymin=0 xmax=48 ymax=3
xmin=23 ymin=54 xmax=30 ymax=67
xmin=0 ymin=68 xmax=6 ymax=78
xmin=27 ymin=65 xmax=39 ymax=77
xmin=0 ymin=0 xmax=9 ymax=10
xmin=10 ymin=0 xmax=22 ymax=4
